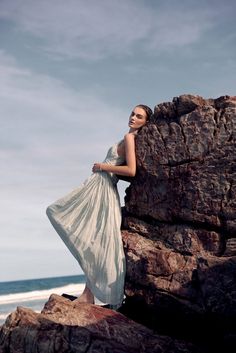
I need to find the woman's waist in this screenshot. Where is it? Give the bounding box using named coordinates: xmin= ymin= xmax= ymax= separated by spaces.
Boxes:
xmin=95 ymin=168 xmax=119 ymax=186
xmin=102 ymin=158 xmax=124 ymax=165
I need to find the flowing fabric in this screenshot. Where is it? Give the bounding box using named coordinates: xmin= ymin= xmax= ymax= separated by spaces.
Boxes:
xmin=46 ymin=141 xmax=126 ymax=306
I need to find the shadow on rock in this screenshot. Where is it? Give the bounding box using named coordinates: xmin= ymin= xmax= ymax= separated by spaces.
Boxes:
xmin=119 ymin=230 xmax=236 ymax=353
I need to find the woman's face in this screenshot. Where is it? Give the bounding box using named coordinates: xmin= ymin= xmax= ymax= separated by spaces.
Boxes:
xmin=128 ymin=106 xmax=147 ymax=130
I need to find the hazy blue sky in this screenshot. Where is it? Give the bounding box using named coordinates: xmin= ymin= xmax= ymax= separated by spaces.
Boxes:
xmin=0 ymin=0 xmax=235 ymax=281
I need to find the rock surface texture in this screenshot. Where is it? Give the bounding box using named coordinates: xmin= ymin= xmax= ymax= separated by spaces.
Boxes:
xmin=0 ymin=94 xmax=235 ymax=353
xmin=0 ymin=294 xmax=200 ymax=353
xmin=121 ymin=94 xmax=236 ymax=351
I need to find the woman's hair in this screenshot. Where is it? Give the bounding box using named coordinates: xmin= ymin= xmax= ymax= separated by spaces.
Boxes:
xmin=136 ymin=104 xmax=153 ymax=121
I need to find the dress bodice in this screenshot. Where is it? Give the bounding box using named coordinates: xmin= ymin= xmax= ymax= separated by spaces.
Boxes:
xmin=102 ymin=141 xmax=125 ymax=184
xmin=103 ymin=141 xmax=125 ymax=166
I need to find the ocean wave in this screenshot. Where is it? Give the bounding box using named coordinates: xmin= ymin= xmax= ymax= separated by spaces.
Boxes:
xmin=0 ymin=283 xmax=85 ymax=305
xmin=0 ymin=314 xmax=9 ymax=321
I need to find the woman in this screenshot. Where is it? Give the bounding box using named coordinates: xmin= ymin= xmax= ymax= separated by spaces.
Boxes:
xmin=46 ymin=104 xmax=153 ymax=308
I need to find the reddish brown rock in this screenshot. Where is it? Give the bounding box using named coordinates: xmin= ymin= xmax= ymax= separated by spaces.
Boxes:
xmin=121 ymin=94 xmax=236 ymax=350
xmin=0 ymin=294 xmax=200 ymax=353
xmin=125 ymin=94 xmax=236 ymax=233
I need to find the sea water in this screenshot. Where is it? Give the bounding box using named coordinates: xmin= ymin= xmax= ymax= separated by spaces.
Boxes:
xmin=0 ymin=274 xmax=86 ymax=326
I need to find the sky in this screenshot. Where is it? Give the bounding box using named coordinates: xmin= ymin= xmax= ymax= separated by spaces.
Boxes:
xmin=0 ymin=0 xmax=235 ymax=282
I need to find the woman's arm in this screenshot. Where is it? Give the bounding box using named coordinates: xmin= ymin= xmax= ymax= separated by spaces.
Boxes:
xmin=92 ymin=133 xmax=136 ymax=177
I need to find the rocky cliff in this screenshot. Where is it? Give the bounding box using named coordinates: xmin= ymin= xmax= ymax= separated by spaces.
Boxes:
xmin=0 ymin=94 xmax=235 ymax=353
xmin=121 ymin=94 xmax=236 ymax=351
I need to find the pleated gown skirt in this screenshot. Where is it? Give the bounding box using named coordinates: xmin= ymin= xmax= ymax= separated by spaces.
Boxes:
xmin=46 ymin=170 xmax=126 ymax=306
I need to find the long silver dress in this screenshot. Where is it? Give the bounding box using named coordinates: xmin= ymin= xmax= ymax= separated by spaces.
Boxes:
xmin=46 ymin=141 xmax=126 ymax=306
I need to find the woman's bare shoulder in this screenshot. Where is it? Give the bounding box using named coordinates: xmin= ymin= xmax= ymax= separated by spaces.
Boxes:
xmin=124 ymin=132 xmax=136 ymax=141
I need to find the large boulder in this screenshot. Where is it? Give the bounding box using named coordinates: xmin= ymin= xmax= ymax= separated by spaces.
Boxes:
xmin=125 ymin=94 xmax=236 ymax=231
xmin=121 ymin=94 xmax=236 ymax=349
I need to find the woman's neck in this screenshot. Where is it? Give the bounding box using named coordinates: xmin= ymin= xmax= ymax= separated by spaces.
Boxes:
xmin=128 ymin=128 xmax=138 ymax=134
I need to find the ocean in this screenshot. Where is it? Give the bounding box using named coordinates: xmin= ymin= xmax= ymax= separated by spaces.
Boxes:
xmin=0 ymin=274 xmax=86 ymax=326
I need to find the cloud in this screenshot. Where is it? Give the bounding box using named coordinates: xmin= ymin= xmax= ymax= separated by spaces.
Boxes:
xmin=0 ymin=50 xmax=128 ymax=272
xmin=0 ymin=49 xmax=130 ymax=209
xmin=0 ymin=0 xmax=225 ymax=60
xmin=0 ymin=49 xmax=126 ymax=148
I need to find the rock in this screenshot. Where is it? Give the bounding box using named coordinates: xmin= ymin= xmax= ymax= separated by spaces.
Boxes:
xmin=121 ymin=94 xmax=236 ymax=350
xmin=125 ymin=94 xmax=236 ymax=232
xmin=224 ymin=238 xmax=236 ymax=256
xmin=0 ymin=294 xmax=201 ymax=353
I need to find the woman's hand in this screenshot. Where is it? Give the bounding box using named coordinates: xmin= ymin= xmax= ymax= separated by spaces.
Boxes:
xmin=91 ymin=134 xmax=136 ymax=177
xmin=92 ymin=163 xmax=103 ymax=173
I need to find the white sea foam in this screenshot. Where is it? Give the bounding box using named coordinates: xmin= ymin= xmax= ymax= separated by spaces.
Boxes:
xmin=0 ymin=314 xmax=8 ymax=320
xmin=0 ymin=283 xmax=85 ymax=305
